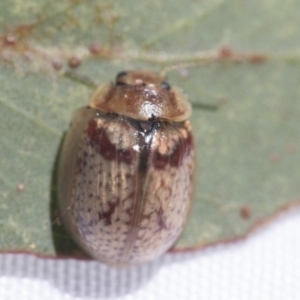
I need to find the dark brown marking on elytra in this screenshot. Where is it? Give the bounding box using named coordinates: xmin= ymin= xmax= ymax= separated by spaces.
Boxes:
xmin=152 ymin=131 xmax=193 ymax=169
xmin=114 ymin=190 xmax=135 ymax=227
xmin=157 ymin=206 xmax=168 ymax=230
xmin=98 ymin=197 xmax=120 ymax=226
xmin=152 ymin=151 xmax=169 ymax=169
xmin=87 ymin=119 xmax=135 ymax=164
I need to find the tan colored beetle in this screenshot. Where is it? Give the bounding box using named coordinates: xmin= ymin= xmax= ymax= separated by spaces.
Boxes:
xmin=58 ymin=70 xmax=195 ymax=266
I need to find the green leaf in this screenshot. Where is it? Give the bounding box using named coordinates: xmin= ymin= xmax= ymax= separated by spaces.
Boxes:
xmin=0 ymin=0 xmax=299 ymax=257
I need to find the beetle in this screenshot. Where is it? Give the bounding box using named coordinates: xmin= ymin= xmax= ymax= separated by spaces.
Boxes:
xmin=57 ymin=70 xmax=195 ymax=266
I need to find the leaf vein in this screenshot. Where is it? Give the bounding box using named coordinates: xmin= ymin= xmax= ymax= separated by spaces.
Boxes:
xmin=0 ymin=98 xmax=60 ymax=136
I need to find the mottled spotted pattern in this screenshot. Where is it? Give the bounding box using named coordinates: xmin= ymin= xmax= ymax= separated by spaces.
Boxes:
xmin=58 ymin=107 xmax=195 ymax=266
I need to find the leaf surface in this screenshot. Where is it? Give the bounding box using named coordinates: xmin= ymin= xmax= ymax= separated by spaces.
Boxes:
xmin=0 ymin=0 xmax=299 ymax=256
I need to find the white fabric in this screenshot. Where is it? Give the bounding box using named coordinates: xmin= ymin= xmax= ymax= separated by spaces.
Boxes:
xmin=0 ymin=209 xmax=299 ymax=300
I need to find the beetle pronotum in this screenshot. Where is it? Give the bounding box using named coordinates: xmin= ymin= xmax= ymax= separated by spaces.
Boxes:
xmin=58 ymin=70 xmax=195 ymax=266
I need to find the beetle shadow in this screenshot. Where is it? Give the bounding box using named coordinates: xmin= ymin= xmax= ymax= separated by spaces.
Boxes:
xmin=46 ymin=256 xmax=164 ymax=298
xmin=49 ymin=133 xmax=162 ymax=297
xmin=0 ymin=249 xmax=206 ymax=299
xmin=47 ymin=251 xmax=204 ymax=299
